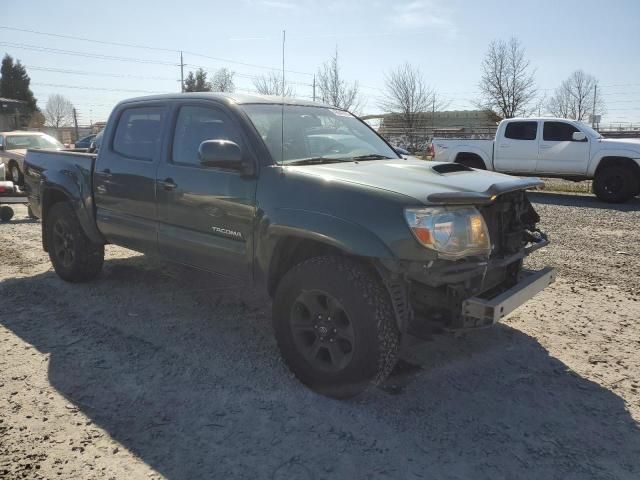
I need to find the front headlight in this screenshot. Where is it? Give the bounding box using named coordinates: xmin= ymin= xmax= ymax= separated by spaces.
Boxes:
xmin=404 ymin=206 xmax=491 ymax=259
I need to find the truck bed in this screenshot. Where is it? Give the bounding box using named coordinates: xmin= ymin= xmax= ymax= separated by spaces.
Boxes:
xmin=431 ymin=138 xmax=494 ymax=164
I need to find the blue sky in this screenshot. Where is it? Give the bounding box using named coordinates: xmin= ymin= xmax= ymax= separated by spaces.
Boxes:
xmin=3 ymin=0 xmax=640 ymax=125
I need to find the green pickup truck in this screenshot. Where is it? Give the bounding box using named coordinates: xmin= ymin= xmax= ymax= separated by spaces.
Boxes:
xmin=24 ymin=93 xmax=555 ymax=398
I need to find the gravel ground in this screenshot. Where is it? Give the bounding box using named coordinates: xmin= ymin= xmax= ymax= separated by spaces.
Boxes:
xmin=1 ymin=194 xmax=639 ymax=480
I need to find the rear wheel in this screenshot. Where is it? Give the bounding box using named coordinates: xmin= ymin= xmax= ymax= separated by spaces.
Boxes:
xmin=46 ymin=202 xmax=104 ymax=282
xmin=456 ymin=155 xmax=486 ymax=170
xmin=272 ymin=255 xmax=400 ymax=398
xmin=593 ymin=166 xmax=639 ymax=203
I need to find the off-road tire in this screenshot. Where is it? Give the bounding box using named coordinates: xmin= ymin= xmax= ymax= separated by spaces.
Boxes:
xmin=46 ymin=202 xmax=104 ymax=282
xmin=272 ymin=255 xmax=400 ymax=398
xmin=593 ymin=166 xmax=639 ymax=203
xmin=0 ymin=206 xmax=14 ymax=222
xmin=8 ymin=162 xmax=23 ymax=185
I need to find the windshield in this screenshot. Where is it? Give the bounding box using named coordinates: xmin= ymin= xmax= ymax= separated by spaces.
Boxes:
xmin=576 ymin=122 xmax=603 ymax=139
xmin=242 ymin=104 xmax=398 ymax=164
xmin=5 ymin=134 xmax=64 ymax=150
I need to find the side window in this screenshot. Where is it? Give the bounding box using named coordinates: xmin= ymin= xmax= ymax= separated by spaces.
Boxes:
xmin=504 ymin=121 xmax=538 ymax=140
xmin=543 ymin=122 xmax=580 ymax=142
xmin=172 ymin=106 xmax=242 ymax=167
xmin=113 ymin=107 xmax=164 ymax=161
xmin=0 ymin=136 xmax=3 ymax=148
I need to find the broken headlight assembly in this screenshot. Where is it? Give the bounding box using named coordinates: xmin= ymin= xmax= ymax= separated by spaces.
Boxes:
xmin=404 ymin=206 xmax=491 ymax=259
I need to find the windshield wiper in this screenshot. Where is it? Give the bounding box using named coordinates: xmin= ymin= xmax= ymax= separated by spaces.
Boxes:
xmin=351 ymin=154 xmax=393 ymax=161
xmin=286 ymin=157 xmax=351 ymax=166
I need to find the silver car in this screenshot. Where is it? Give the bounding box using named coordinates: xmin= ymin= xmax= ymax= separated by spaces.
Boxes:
xmin=0 ymin=131 xmax=64 ymax=184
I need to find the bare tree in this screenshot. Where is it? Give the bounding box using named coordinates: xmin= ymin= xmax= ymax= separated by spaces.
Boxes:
xmin=379 ymin=63 xmax=443 ymax=150
xmin=210 ymin=68 xmax=235 ymax=93
xmin=252 ymin=72 xmax=295 ymax=97
xmin=44 ymin=94 xmax=74 ymax=128
xmin=478 ymin=37 xmax=537 ymax=118
xmin=316 ymin=48 xmax=362 ymax=112
xmin=547 ymin=70 xmax=605 ymax=121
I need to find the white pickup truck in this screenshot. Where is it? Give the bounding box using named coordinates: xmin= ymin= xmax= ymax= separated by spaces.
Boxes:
xmin=431 ymin=118 xmax=640 ymax=203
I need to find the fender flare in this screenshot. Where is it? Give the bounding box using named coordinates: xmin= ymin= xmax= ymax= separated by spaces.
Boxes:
xmin=450 ymin=147 xmax=490 ymax=168
xmin=40 ymin=165 xmax=104 ymax=250
xmin=588 ymin=151 xmax=640 ymax=177
xmin=256 ymin=207 xmax=395 ymax=284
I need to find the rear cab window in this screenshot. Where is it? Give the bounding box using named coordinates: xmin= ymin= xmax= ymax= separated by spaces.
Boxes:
xmin=113 ymin=106 xmax=165 ymax=161
xmin=504 ymin=121 xmax=538 ymax=140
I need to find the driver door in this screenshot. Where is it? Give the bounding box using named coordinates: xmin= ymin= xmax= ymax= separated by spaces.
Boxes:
xmin=536 ymin=121 xmax=590 ymax=175
xmin=156 ymin=103 xmax=257 ymax=279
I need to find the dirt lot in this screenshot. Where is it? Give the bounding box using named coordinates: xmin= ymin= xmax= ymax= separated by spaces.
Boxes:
xmin=1 ymin=193 xmax=639 ymax=480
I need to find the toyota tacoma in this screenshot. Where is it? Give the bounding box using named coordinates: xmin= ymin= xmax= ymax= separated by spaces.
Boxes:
xmin=24 ymin=93 xmax=555 ymax=398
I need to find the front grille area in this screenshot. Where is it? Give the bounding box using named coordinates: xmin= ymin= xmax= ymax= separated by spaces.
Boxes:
xmin=479 ymin=191 xmax=540 ymax=257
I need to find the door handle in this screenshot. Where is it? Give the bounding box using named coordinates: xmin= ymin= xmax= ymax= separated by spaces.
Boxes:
xmin=100 ymin=168 xmax=112 ymax=178
xmin=539 ymin=144 xmax=551 ymax=149
xmin=158 ymin=178 xmax=177 ymax=190
xmin=499 ymin=144 xmax=509 ymax=148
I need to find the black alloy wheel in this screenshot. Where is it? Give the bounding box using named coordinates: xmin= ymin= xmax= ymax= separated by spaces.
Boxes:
xmin=290 ymin=289 xmax=356 ymax=372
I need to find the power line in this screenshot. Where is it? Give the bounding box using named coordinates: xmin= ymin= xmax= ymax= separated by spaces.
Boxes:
xmin=25 ymin=65 xmax=177 ymax=81
xmin=183 ymin=51 xmax=313 ymax=77
xmin=0 ymin=25 xmax=178 ymax=53
xmin=32 ymin=82 xmax=166 ymax=94
xmin=0 ymin=42 xmax=178 ymax=65
xmin=0 ymin=25 xmax=314 ymax=76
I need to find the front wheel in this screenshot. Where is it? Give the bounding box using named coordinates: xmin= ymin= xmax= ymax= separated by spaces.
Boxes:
xmin=272 ymin=255 xmax=400 ymax=398
xmin=8 ymin=163 xmax=23 ymax=185
xmin=46 ymin=202 xmax=104 ymax=282
xmin=593 ymin=166 xmax=639 ymax=203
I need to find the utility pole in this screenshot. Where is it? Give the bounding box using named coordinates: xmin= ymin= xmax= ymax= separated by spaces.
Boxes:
xmin=591 ymin=84 xmax=597 ymax=128
xmin=180 ymin=51 xmax=185 ymax=93
xmin=312 ymin=74 xmax=316 ymax=102
xmin=72 ymin=108 xmax=79 ymax=141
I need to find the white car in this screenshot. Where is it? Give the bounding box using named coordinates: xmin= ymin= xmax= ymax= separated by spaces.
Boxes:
xmin=0 ymin=131 xmax=64 ymax=184
xmin=430 ymin=118 xmax=640 ymax=203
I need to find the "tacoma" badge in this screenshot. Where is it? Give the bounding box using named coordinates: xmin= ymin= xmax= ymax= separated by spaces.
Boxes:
xmin=211 ymin=226 xmax=243 ymax=240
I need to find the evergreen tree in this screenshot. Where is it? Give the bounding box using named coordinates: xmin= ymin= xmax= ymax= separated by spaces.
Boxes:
xmin=183 ymin=68 xmax=212 ymax=92
xmin=0 ymin=54 xmax=38 ymax=113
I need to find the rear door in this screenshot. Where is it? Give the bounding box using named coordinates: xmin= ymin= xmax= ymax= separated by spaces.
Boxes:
xmin=94 ymin=104 xmax=168 ymax=252
xmin=493 ymin=121 xmax=540 ymax=173
xmin=536 ymin=121 xmax=589 ymax=175
xmin=156 ymin=102 xmax=257 ymax=278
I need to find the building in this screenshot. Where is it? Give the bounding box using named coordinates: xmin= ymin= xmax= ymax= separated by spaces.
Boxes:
xmin=0 ymin=98 xmax=30 ymax=131
xmin=376 ymin=109 xmax=498 ymax=137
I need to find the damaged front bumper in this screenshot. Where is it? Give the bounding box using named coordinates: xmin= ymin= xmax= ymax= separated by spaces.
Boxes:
xmin=377 ymin=235 xmax=554 ymax=335
xmin=460 ymin=266 xmax=556 ymax=328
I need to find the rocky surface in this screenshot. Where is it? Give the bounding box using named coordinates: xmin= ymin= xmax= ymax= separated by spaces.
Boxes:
xmin=1 ymin=195 xmax=639 ymax=479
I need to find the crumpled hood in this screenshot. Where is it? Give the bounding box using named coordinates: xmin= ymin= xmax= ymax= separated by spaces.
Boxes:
xmin=287 ymin=159 xmax=541 ymax=205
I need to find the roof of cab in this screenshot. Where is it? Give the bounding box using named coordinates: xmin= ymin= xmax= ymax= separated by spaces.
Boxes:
xmin=118 ymin=92 xmax=335 ymax=109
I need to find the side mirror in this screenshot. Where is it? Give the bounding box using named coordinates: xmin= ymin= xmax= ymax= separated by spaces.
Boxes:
xmin=572 ymin=131 xmax=587 ymax=142
xmin=198 ymin=140 xmax=244 ymax=170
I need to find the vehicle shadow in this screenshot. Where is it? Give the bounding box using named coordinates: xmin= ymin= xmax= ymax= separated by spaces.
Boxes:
xmin=1 ymin=217 xmax=40 ymax=225
xmin=529 ymin=191 xmax=640 ymax=211
xmin=1 ymin=256 xmax=639 ymax=479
